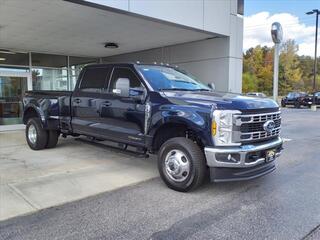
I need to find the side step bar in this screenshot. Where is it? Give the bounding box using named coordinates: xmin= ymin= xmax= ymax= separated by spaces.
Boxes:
xmin=75 ymin=137 xmax=149 ymax=158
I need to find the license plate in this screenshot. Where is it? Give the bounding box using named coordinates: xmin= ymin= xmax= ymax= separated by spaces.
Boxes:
xmin=308 ymin=102 xmax=312 ymax=104
xmin=266 ymin=149 xmax=276 ymax=162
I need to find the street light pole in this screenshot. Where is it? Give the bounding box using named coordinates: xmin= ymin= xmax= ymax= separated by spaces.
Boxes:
xmin=273 ymin=40 xmax=280 ymax=102
xmin=306 ymin=9 xmax=319 ymax=111
xmin=271 ymin=22 xmax=283 ymax=102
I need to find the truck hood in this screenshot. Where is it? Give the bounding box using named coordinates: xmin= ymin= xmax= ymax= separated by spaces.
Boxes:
xmin=162 ymin=90 xmax=279 ymax=112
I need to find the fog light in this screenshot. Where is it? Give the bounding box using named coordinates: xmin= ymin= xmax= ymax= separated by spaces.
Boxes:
xmin=215 ymin=153 xmax=240 ymax=163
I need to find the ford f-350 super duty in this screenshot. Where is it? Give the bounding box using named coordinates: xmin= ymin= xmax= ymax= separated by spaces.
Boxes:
xmin=23 ymin=63 xmax=283 ymax=192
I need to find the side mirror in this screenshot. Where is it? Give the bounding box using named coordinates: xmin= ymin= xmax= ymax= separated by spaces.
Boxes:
xmin=208 ymin=83 xmax=215 ymax=91
xmin=113 ymin=78 xmax=130 ymax=97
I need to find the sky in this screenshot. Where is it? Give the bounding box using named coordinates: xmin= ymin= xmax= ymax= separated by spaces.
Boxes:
xmin=244 ymin=0 xmax=320 ymax=56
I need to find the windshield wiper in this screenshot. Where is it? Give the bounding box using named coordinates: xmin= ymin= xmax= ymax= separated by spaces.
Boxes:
xmin=196 ymin=89 xmax=211 ymax=91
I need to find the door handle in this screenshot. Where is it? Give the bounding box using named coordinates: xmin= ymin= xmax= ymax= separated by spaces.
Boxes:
xmin=97 ymin=101 xmax=112 ymax=115
xmin=73 ymin=98 xmax=81 ymax=104
xmin=101 ymin=101 xmax=112 ymax=107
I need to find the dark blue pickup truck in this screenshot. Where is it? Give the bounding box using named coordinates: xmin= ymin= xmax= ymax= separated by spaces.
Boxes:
xmin=23 ymin=63 xmax=283 ymax=191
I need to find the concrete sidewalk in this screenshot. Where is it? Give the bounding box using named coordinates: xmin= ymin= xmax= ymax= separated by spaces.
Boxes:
xmin=0 ymin=131 xmax=158 ymax=221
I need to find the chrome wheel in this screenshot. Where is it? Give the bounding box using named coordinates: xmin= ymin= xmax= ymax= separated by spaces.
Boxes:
xmin=28 ymin=124 xmax=37 ymax=144
xmin=164 ymin=149 xmax=190 ymax=182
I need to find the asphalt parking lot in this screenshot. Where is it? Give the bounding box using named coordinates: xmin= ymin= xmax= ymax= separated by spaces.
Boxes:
xmin=0 ymin=108 xmax=320 ymax=240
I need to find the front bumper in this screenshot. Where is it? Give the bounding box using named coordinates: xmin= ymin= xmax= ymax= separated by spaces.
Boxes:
xmin=204 ymin=137 xmax=283 ymax=182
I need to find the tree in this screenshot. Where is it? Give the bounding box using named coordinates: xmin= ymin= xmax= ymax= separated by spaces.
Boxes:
xmin=243 ymin=45 xmax=273 ymax=95
xmin=279 ymin=40 xmax=302 ymax=95
xmin=242 ymin=39 xmax=317 ymax=96
xmin=242 ymin=72 xmax=258 ymax=93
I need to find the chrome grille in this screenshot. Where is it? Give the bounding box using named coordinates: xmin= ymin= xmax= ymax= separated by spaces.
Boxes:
xmin=233 ymin=111 xmax=281 ymax=143
xmin=240 ymin=118 xmax=281 ymax=133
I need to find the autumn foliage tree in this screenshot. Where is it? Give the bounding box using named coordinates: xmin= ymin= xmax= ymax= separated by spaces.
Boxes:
xmin=242 ymin=39 xmax=319 ymax=96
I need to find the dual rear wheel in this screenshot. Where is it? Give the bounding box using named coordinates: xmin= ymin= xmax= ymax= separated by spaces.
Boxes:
xmin=26 ymin=118 xmax=59 ymax=150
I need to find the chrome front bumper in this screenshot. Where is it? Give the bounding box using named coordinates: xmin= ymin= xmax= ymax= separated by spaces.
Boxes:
xmin=204 ymin=137 xmax=283 ymax=168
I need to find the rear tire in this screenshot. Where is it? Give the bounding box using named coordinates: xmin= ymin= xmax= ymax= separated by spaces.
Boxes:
xmin=26 ymin=118 xmax=48 ymax=150
xmin=46 ymin=130 xmax=59 ymax=148
xmin=158 ymin=137 xmax=207 ymax=192
xmin=281 ymin=102 xmax=286 ymax=107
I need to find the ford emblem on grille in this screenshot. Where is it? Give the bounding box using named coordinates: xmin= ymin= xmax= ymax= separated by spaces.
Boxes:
xmin=263 ymin=120 xmax=276 ymax=133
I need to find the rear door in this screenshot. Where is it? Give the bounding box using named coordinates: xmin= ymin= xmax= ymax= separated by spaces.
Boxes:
xmin=71 ymin=66 xmax=112 ymax=135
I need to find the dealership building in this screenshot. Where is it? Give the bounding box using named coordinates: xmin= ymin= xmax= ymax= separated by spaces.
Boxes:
xmin=0 ymin=0 xmax=244 ymax=131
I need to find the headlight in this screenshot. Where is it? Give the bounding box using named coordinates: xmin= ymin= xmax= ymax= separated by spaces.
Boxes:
xmin=212 ymin=110 xmax=241 ymax=146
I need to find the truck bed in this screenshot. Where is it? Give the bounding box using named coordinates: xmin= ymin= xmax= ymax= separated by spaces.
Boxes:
xmin=24 ymin=90 xmax=73 ymax=130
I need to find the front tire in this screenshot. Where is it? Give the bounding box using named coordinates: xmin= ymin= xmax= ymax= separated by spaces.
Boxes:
xmin=26 ymin=118 xmax=48 ymax=150
xmin=158 ymin=137 xmax=207 ymax=192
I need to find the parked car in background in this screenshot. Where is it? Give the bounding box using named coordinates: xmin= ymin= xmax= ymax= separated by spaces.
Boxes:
xmin=23 ymin=63 xmax=283 ymax=192
xmin=281 ymin=92 xmax=309 ymax=108
xmin=302 ymin=92 xmax=320 ymax=106
xmin=246 ymin=92 xmax=267 ymax=98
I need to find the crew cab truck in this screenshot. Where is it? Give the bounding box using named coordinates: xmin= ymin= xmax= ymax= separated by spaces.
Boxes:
xmin=23 ymin=63 xmax=283 ymax=192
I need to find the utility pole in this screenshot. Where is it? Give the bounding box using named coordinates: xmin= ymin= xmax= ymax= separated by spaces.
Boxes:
xmin=306 ymin=9 xmax=319 ymax=111
xmin=271 ymin=22 xmax=283 ymax=102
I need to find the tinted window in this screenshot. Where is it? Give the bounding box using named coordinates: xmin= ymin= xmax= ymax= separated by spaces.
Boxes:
xmin=109 ymin=68 xmax=142 ymax=91
xmin=80 ymin=67 xmax=111 ymax=90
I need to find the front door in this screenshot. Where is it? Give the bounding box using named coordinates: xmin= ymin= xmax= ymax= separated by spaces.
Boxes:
xmin=0 ymin=71 xmax=30 ymax=130
xmin=102 ymin=67 xmax=147 ymax=146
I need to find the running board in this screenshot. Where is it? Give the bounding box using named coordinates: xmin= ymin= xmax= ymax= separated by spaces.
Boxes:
xmin=75 ymin=137 xmax=149 ymax=158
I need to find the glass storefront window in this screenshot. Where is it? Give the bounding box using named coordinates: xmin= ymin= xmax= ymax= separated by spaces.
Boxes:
xmin=30 ymin=53 xmax=98 ymax=91
xmin=32 ymin=68 xmax=68 ymax=91
xmin=31 ymin=53 xmax=68 ymax=91
xmin=0 ymin=52 xmax=98 ymax=128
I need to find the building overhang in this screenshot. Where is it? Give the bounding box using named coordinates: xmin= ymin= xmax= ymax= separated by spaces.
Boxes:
xmin=0 ymin=0 xmax=221 ymax=58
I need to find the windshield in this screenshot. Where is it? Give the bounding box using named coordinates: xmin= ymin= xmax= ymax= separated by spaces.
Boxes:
xmin=137 ymin=65 xmax=210 ymax=91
